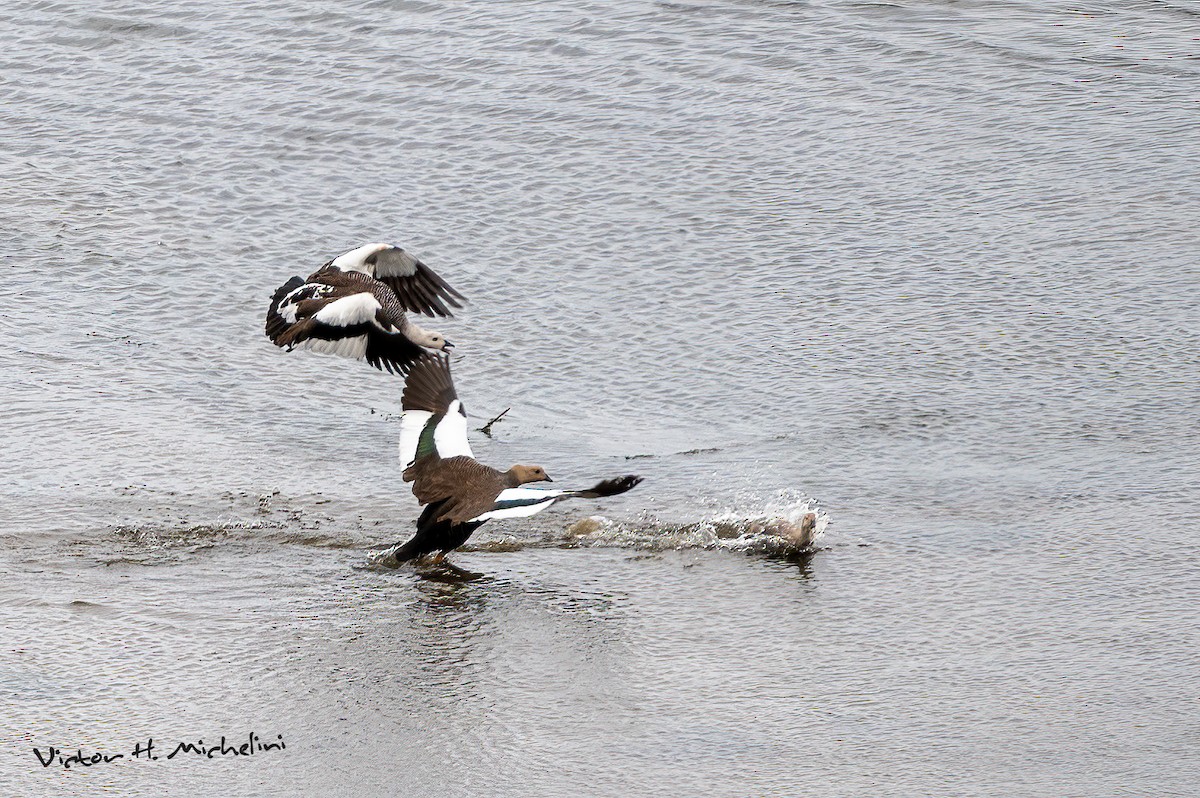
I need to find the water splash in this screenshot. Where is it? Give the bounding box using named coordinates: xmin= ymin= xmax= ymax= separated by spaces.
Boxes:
xmin=388 ymin=491 xmax=832 ymax=560
xmin=562 ymin=493 xmax=829 ymax=555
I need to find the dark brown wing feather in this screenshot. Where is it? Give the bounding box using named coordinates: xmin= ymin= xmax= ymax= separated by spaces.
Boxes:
xmin=364 ymin=331 xmax=426 ymax=376
xmin=265 ymin=276 xmax=307 ymax=342
xmin=402 ymin=353 xmax=458 ymax=413
xmin=371 ymin=247 xmax=466 ymax=318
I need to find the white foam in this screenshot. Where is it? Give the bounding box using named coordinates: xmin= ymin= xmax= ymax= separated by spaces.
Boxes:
xmin=563 ymin=492 xmax=830 ymax=554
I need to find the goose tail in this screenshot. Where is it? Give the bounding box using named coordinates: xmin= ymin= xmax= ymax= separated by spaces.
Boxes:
xmin=562 ymin=475 xmax=643 ymax=501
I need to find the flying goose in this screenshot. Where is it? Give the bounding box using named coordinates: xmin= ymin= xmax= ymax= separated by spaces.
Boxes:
xmin=388 ymin=353 xmax=643 ymax=563
xmin=264 ymin=242 xmax=465 ymax=375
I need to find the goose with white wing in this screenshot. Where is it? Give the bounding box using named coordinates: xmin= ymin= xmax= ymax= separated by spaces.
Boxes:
xmin=388 ymin=353 xmax=643 ymax=563
xmin=265 ymin=242 xmax=465 ymax=375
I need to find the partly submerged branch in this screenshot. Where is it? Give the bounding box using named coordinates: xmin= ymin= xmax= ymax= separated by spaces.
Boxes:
xmin=478 ymin=407 xmax=510 ymax=437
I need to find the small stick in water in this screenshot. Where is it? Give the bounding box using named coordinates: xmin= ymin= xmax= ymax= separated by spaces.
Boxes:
xmin=478 ymin=407 xmax=511 ymax=437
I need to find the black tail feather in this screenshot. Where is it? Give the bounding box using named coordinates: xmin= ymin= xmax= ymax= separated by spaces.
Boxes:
xmin=571 ymin=475 xmax=643 ymax=500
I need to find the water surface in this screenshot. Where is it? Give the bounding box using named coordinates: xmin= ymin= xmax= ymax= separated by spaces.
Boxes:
xmin=2 ymin=0 xmax=1198 ymax=795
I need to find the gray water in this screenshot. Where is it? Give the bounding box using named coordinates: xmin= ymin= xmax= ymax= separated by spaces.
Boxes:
xmin=2 ymin=0 xmax=1198 ymax=795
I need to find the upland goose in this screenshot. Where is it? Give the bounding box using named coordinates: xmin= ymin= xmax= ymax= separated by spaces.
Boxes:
xmin=389 ymin=354 xmax=643 ymax=562
xmin=265 ymin=242 xmax=465 ymax=375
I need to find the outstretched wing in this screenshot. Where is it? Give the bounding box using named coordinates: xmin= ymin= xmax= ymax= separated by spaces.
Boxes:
xmin=363 ymin=332 xmax=427 ymax=376
xmin=468 ymin=487 xmax=562 ymax=522
xmin=329 ymin=243 xmax=465 ymax=318
xmin=369 ymin=247 xmax=465 ymax=318
xmin=399 ymin=353 xmax=473 ymax=468
xmin=468 ymin=475 xmax=644 ymax=523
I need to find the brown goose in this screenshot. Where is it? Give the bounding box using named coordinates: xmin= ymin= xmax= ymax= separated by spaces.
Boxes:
xmin=264 ymin=242 xmax=464 ymax=375
xmin=389 ymin=354 xmax=643 ymax=563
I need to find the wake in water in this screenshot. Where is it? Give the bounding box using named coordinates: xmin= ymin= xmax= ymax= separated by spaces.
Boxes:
xmin=372 ymin=491 xmax=830 ymax=566
xmin=79 ymin=487 xmax=828 ymax=566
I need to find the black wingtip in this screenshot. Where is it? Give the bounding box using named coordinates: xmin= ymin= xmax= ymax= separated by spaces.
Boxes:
xmin=265 ymin=276 xmax=306 ymax=339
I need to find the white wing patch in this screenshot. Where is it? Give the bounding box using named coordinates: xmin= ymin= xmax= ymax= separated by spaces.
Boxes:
xmin=398 ymin=401 xmax=474 ymax=468
xmin=280 ymin=283 xmax=331 ymax=323
xmin=313 ymin=293 xmax=381 ymax=327
xmin=300 ymin=336 xmax=368 ymax=360
xmin=433 ymin=400 xmax=473 ymax=459
xmin=465 ymin=484 xmax=564 ymax=523
xmin=495 ymin=487 xmax=568 ymax=502
xmin=469 ymin=487 xmax=565 ymax=522
xmin=398 ymin=410 xmax=433 ymax=468
xmin=280 ymin=301 xmax=300 ymax=324
xmin=329 ymin=242 xmax=389 ymax=275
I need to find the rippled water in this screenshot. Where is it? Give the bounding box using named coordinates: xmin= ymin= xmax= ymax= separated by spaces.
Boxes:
xmin=2 ymin=1 xmax=1198 ymax=795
